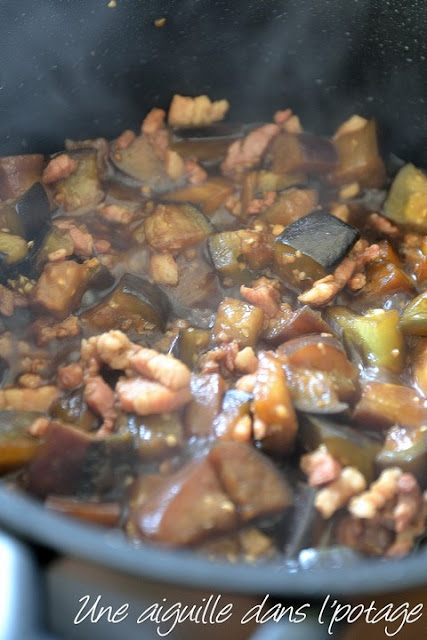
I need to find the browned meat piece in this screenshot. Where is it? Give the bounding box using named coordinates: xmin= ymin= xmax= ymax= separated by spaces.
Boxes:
xmin=209 ymin=441 xmax=293 ymax=522
xmin=240 ymin=277 xmax=282 ymax=318
xmin=199 ymin=341 xmax=240 ymax=375
xmin=273 ymin=108 xmax=303 ymax=133
xmin=117 ymin=377 xmax=191 ymax=415
xmin=84 ymin=375 xmax=116 ymax=436
xmin=94 ymin=239 xmax=111 ymax=254
xmin=221 ymin=124 xmax=280 ymax=175
xmin=130 ymin=348 xmax=191 ymax=390
xmin=246 ymin=190 xmax=277 ymax=216
xmin=368 ymin=212 xmax=400 ymax=236
xmin=0 ymin=386 xmax=58 ymax=412
xmin=234 ymin=347 xmax=258 ymax=373
xmin=168 ymin=94 xmax=229 ymax=128
xmin=57 ymin=363 xmax=84 ymax=390
xmin=114 ymin=129 xmax=136 ymax=151
xmin=32 ymin=316 xmax=81 ymax=346
xmin=298 ymin=257 xmax=356 ymax=307
xmin=0 ymin=284 xmax=18 ymax=317
xmin=67 ymin=226 xmax=94 ymax=257
xmin=185 ymin=158 xmax=208 ymax=185
xmin=97 ymin=203 xmax=134 ymax=225
xmin=18 ymin=373 xmax=44 ymax=389
xmin=82 ymin=330 xmax=136 ymax=372
xmin=27 ymin=416 xmax=51 ymax=438
xmin=31 ymin=260 xmax=89 ymax=319
xmin=149 ymin=252 xmax=179 ymax=286
xmin=42 ymin=153 xmax=78 ymax=184
xmin=300 ymin=447 xmax=343 ymax=487
xmin=314 ymin=467 xmax=367 ymax=518
xmin=141 ymin=108 xmax=166 ymax=136
xmin=128 ymin=458 xmax=237 ymax=546
xmin=164 ymin=150 xmax=186 ymax=180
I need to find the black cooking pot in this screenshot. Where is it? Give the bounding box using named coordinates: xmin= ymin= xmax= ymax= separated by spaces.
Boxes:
xmin=0 ymin=0 xmax=426 ymax=597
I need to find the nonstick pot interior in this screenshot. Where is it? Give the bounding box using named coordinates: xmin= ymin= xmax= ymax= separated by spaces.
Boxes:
xmin=0 ymin=0 xmax=426 ymax=596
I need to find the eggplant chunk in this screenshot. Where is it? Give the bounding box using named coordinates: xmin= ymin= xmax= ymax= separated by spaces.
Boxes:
xmin=126 ymin=458 xmax=238 ymax=546
xmin=263 ymin=305 xmax=331 ymax=346
xmin=31 ymin=260 xmax=89 ymax=320
xmin=253 ymin=352 xmax=298 ymax=454
xmin=208 ymin=229 xmax=273 ymax=284
xmin=111 ymin=135 xmax=178 ymax=193
xmin=185 ymin=373 xmax=226 ymax=438
xmin=326 ymin=117 xmax=385 ymax=188
xmin=0 ymin=232 xmax=28 ymax=265
xmin=0 ymin=154 xmax=44 ymax=200
xmin=384 ymin=163 xmax=427 ymax=230
xmin=176 ymin=328 xmax=211 ymax=368
xmin=400 ymin=291 xmax=427 ymax=336
xmin=49 ymin=390 xmax=98 ymax=432
xmin=376 ymin=425 xmax=427 ymax=488
xmin=209 ymin=441 xmax=293 ymax=522
xmin=327 ymin=306 xmax=405 ymax=373
xmin=273 ymin=210 xmax=359 ymax=290
xmin=25 ymin=422 xmax=136 ymax=498
xmin=0 ymin=410 xmax=45 ymax=473
xmin=279 ymin=334 xmax=360 ymax=408
xmin=81 ymin=273 xmax=170 ymax=334
xmin=13 ymin=182 xmax=51 ymax=240
xmin=52 ymin=150 xmax=104 ymax=212
xmin=145 ymin=203 xmax=213 ymax=252
xmin=261 ymin=188 xmax=318 ymax=226
xmin=213 ymin=388 xmax=253 ymax=440
xmin=164 ymin=177 xmax=234 ymax=215
xmin=45 ymin=496 xmax=122 ymax=528
xmin=269 ymin=132 xmax=338 ymax=175
xmin=213 ymin=298 xmax=264 ymax=348
xmin=353 ymin=382 xmax=427 ymax=430
xmin=124 ymin=412 xmax=184 ymax=461
xmin=299 ymin=414 xmax=381 ymax=482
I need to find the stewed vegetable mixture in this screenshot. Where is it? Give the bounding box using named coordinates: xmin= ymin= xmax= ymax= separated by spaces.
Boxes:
xmin=1 ymin=94 xmax=427 ymax=565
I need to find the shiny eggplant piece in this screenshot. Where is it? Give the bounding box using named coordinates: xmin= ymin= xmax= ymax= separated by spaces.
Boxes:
xmin=185 ymin=373 xmax=226 ymax=437
xmin=262 ymin=305 xmax=331 ymax=345
xmin=413 ymin=338 xmax=427 ymax=395
xmin=36 ymin=226 xmax=74 ymax=266
xmin=362 ymin=260 xmax=415 ymax=301
xmin=208 ymin=229 xmax=273 ymax=284
xmin=123 ymin=412 xmax=184 ymax=461
xmin=213 ymin=388 xmax=253 ymax=440
xmin=326 ymin=117 xmax=386 ymax=188
xmin=52 ymin=150 xmax=104 ymax=212
xmin=213 ymin=297 xmax=264 ymax=347
xmin=0 ymin=410 xmax=45 ymax=473
xmin=326 ymin=306 xmax=405 ymax=373
xmin=111 ymin=135 xmax=180 ymax=193
xmin=384 ymin=163 xmax=427 ymax=230
xmin=25 ymin=422 xmax=136 ymax=499
xmin=209 ymin=441 xmax=293 ymax=522
xmin=0 ymin=182 xmax=51 ymax=243
xmin=269 ymin=132 xmax=338 ymax=175
xmin=145 ymin=203 xmax=213 ymax=252
xmin=261 ymin=188 xmax=318 ymax=226
xmin=299 ymin=414 xmax=381 ymax=481
xmin=273 ymin=210 xmax=359 ymax=290
xmin=0 ymin=154 xmax=44 ymax=199
xmin=376 ymin=425 xmax=427 ymax=488
xmin=45 ymin=496 xmax=122 ymax=528
xmin=164 ymin=177 xmax=234 ymax=214
xmin=252 ymin=352 xmax=298 ymax=454
xmin=353 ymin=382 xmax=427 ymax=430
xmin=49 ymin=390 xmax=98 ymax=432
xmin=126 ymin=457 xmax=238 ymax=546
xmin=170 ymin=123 xmax=244 ymax=168
xmin=31 ymin=260 xmax=89 ymax=320
xmin=400 ymin=291 xmax=427 ymax=336
xmin=240 ymin=170 xmax=308 ymax=217
xmin=278 ymin=334 xmax=360 ymax=407
xmin=81 ymin=273 xmax=170 ymax=334
xmin=176 ymin=327 xmax=210 ymax=368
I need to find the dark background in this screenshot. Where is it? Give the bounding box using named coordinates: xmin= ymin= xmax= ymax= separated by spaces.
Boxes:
xmin=0 ymin=0 xmax=426 ymax=162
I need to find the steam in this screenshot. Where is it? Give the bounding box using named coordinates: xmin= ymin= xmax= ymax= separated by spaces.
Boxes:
xmin=0 ymin=0 xmax=425 ymax=162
